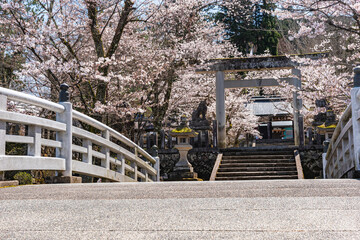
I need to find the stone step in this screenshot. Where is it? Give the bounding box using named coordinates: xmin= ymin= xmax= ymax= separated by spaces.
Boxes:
xmin=215 ymin=175 xmax=299 ymax=181
xmin=222 ymin=155 xmax=294 ymax=160
xmin=218 ymin=166 xmax=297 ymax=172
xmin=221 ymin=159 xmax=295 ymax=164
xmin=216 ymin=171 xmax=298 ymax=177
xmin=215 ymin=148 xmax=298 ymax=181
xmin=222 ymin=151 xmax=294 ymax=156
xmin=219 ymin=162 xmax=296 ymax=167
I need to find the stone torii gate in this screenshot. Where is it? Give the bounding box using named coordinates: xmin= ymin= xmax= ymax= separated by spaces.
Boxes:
xmin=196 ymin=53 xmax=327 ymax=148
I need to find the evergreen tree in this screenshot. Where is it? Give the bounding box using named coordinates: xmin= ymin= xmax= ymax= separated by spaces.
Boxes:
xmin=216 ymin=0 xmax=281 ymax=55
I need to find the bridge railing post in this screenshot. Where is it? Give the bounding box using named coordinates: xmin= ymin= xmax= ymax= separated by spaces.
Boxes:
xmin=0 ymin=94 xmax=6 ymax=180
xmin=131 ymin=161 xmax=138 ymax=181
xmin=151 ymin=145 xmax=160 ymax=182
xmin=351 ymin=66 xmax=360 ymax=172
xmin=118 ymin=153 xmax=125 ymax=175
xmin=56 ymin=84 xmax=73 ymax=177
xmin=27 ymin=125 xmax=42 ymax=157
xmin=101 ymin=130 xmax=110 ymax=170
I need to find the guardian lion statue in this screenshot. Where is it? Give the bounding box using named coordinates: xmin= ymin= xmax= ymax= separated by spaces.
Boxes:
xmin=192 ymin=100 xmax=207 ymax=121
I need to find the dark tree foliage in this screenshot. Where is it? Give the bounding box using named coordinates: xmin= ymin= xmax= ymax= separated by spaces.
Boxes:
xmin=215 ymin=0 xmax=281 ymax=55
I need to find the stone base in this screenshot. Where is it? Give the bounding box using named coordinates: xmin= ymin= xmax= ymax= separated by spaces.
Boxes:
xmin=51 ymin=176 xmax=82 ymax=184
xmin=168 ymin=170 xmax=199 ymax=181
xmin=173 ymin=165 xmax=194 ymax=172
xmin=182 ymin=178 xmax=203 ymax=181
xmin=190 ymin=120 xmax=211 ymax=130
xmin=353 ymin=170 xmax=360 ymax=179
xmin=0 ymin=180 xmax=19 ymax=187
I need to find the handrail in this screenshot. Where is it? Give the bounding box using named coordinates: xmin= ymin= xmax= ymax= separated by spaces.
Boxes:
xmin=0 ymin=87 xmax=65 ymax=113
xmin=326 ymin=104 xmax=352 ymax=158
xmin=294 ymin=150 xmax=304 ymax=179
xmin=325 ymin=104 xmax=352 ymax=166
xmin=73 ymin=110 xmax=155 ymax=164
xmin=0 ymin=87 xmax=159 ymax=182
xmin=324 ymin=94 xmax=358 ymax=178
xmin=210 ymin=153 xmax=222 ymax=181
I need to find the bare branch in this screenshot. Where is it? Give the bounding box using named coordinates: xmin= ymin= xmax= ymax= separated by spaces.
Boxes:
xmin=106 ymin=0 xmax=134 ymax=58
xmin=100 ymin=2 xmax=119 ymax=38
xmin=86 ymin=1 xmax=105 ymax=58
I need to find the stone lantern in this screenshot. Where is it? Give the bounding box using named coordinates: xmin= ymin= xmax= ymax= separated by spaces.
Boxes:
xmin=168 ymin=116 xmax=199 ymax=181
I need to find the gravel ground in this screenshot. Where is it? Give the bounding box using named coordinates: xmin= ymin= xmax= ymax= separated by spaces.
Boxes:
xmin=0 ymin=179 xmax=359 ymax=239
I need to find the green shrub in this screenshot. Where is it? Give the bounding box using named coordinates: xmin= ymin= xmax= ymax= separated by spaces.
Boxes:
xmin=14 ymin=172 xmax=33 ymax=185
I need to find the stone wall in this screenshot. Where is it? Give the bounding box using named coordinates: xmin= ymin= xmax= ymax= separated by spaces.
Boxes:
xmin=158 ymin=146 xmax=324 ymax=180
xmin=158 ymin=149 xmax=179 ymax=178
xmin=159 ymin=148 xmax=218 ymax=181
xmin=299 ymin=146 xmax=324 ymax=179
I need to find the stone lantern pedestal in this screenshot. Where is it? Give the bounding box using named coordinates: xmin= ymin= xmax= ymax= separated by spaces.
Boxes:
xmin=168 ymin=122 xmax=200 ymax=181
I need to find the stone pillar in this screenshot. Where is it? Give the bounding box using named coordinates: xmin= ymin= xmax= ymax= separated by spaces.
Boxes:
xmin=204 ymin=131 xmax=209 ymax=147
xmin=322 ymin=153 xmax=327 ymax=179
xmin=299 ymin=115 xmax=305 ymax=146
xmin=0 ymin=95 xmax=6 ymax=180
xmin=212 ymin=120 xmax=218 ymax=148
xmin=308 ymin=128 xmax=313 ymax=145
xmin=351 ymin=66 xmax=360 ymax=172
xmin=139 ymin=134 xmax=144 ymax=148
xmin=155 ymin=156 xmax=160 ymax=182
xmin=160 ymin=130 xmax=165 ymax=149
xmin=292 ymin=68 xmax=303 ymax=146
xmin=146 ymin=133 xmax=151 ymax=149
xmin=153 ymin=132 xmax=158 ymax=148
xmin=293 ymin=91 xmax=300 ymax=146
xmin=167 ymin=130 xmax=172 ymax=149
xmin=267 ymin=121 xmax=272 ymax=139
xmin=316 ymin=132 xmax=322 ymax=145
xmin=151 ymin=145 xmax=160 ymax=182
xmin=216 ymin=71 xmax=226 ymax=148
xmin=56 ymin=84 xmax=73 ymax=177
xmin=355 ymin=65 xmax=360 ymax=88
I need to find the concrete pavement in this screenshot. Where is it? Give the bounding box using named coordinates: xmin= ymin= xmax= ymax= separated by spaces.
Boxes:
xmin=0 ymin=179 xmax=360 ymax=239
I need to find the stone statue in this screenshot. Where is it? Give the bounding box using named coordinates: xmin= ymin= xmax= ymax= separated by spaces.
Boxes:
xmin=190 ymin=100 xmax=210 ymax=131
xmin=313 ymin=113 xmax=327 ymax=126
xmin=313 ymin=99 xmax=337 ymax=127
xmin=191 ymin=100 xmax=207 ymax=121
xmin=315 ymin=99 xmax=327 ymax=108
xmin=59 ymin=83 xmax=70 ymax=102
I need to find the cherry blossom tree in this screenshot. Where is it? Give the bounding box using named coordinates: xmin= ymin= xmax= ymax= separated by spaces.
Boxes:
xmin=9 ymin=0 xmax=357 ymax=145
xmin=223 ymin=0 xmax=359 ymax=126
xmin=0 ymin=0 xmax=261 ymax=145
xmin=272 ymin=0 xmax=359 ymax=123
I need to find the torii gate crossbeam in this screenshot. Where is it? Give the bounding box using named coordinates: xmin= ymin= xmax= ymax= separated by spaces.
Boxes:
xmin=196 ymin=53 xmax=327 ymax=148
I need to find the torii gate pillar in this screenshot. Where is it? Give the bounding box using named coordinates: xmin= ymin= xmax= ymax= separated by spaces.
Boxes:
xmin=216 ymin=71 xmax=226 ymax=148
xmin=197 ymin=53 xmax=326 ymax=148
xmin=292 ymin=68 xmax=303 ymax=147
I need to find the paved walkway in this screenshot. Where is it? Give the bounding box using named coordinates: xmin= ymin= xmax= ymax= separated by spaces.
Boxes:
xmin=1 ymin=179 xmax=360 ymax=239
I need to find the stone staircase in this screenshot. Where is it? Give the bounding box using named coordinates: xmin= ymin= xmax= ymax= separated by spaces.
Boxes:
xmin=214 ymin=148 xmax=299 ymax=181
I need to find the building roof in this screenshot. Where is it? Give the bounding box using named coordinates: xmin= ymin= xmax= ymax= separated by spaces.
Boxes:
xmin=259 ymin=121 xmax=293 ymax=127
xmin=248 ymin=101 xmax=293 ymax=116
xmin=196 ymin=52 xmax=328 ymax=73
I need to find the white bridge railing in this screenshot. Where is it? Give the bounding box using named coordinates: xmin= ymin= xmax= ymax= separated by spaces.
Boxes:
xmin=0 ymin=86 xmax=160 ymax=182
xmin=325 ymin=67 xmax=360 ymax=178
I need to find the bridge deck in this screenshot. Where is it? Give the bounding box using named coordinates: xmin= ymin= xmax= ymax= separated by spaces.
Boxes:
xmin=1 ymin=179 xmax=360 ymax=239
